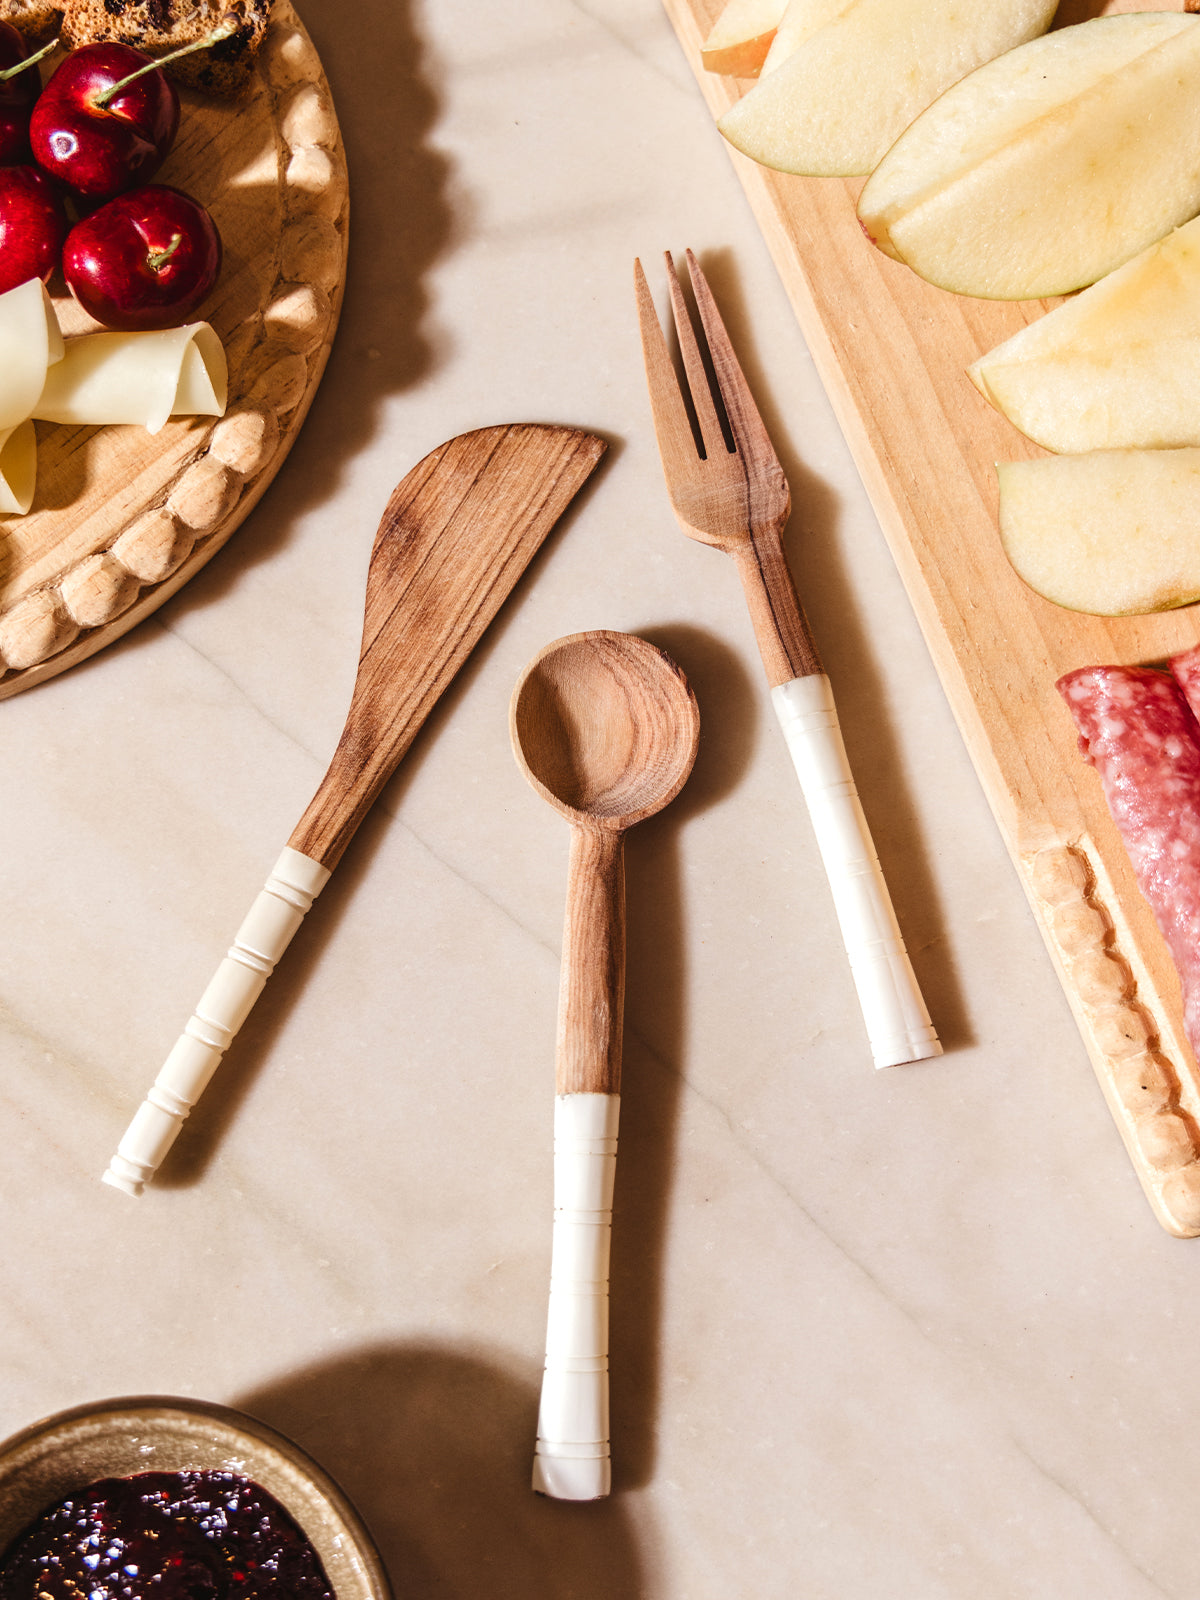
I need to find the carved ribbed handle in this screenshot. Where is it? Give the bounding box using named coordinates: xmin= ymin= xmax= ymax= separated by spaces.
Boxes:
xmin=772 ymin=674 xmax=940 ymax=1068
xmin=102 ymin=847 xmax=331 ymax=1197
xmin=532 ymin=1091 xmax=619 ymax=1501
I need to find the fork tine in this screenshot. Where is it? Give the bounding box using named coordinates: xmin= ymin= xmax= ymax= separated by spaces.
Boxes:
xmin=663 ymin=251 xmax=729 ymax=461
xmin=634 ymin=256 xmax=700 ymax=470
xmin=684 ymin=249 xmax=777 ymax=467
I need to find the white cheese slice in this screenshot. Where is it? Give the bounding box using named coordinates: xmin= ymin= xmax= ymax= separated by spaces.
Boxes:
xmin=34 ymin=322 xmax=228 ymax=436
xmin=0 ymin=279 xmax=64 ymax=433
xmin=0 ymin=419 xmax=37 ymax=515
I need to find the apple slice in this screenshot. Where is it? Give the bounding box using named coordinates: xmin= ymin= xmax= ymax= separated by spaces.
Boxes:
xmin=716 ymin=0 xmax=1056 ymax=178
xmin=858 ymin=13 xmax=1200 ymax=299
xmin=757 ymin=0 xmax=854 ymax=73
xmin=701 ymin=0 xmax=786 ymax=77
xmin=968 ymin=217 xmax=1200 ymax=452
xmin=997 ymin=449 xmax=1200 ymax=615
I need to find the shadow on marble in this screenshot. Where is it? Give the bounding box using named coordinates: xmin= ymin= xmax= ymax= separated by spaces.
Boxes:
xmin=602 ymin=625 xmax=756 ymax=1488
xmin=691 ymin=247 xmax=970 ymax=1055
xmin=155 ymin=0 xmax=458 ymax=628
xmin=236 ymin=1343 xmax=647 ymax=1600
xmin=613 ymin=814 xmax=691 ymax=1495
xmin=641 ymin=623 xmax=760 ymax=819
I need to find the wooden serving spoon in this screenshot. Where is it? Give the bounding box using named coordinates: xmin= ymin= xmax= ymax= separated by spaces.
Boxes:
xmin=103 ymin=424 xmax=606 ymax=1198
xmin=510 ymin=629 xmax=700 ymax=1501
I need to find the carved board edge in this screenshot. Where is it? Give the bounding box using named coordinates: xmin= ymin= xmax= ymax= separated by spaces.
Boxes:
xmin=1021 ymin=837 xmax=1200 ymax=1237
xmin=0 ymin=0 xmax=348 ymax=701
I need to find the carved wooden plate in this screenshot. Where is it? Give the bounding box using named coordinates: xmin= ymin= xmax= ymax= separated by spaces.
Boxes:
xmin=0 ymin=0 xmax=348 ymax=700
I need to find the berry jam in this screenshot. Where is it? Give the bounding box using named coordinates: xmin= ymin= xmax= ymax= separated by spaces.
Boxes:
xmin=0 ymin=1471 xmax=336 ymax=1600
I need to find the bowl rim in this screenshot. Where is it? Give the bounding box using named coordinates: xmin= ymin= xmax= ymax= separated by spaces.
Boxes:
xmin=0 ymin=1394 xmax=393 ymax=1600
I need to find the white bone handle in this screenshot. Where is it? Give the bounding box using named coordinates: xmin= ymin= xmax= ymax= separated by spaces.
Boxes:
xmin=102 ymin=847 xmax=331 ymax=1197
xmin=532 ymin=1092 xmax=619 ymax=1501
xmin=772 ymin=674 xmax=940 ymax=1069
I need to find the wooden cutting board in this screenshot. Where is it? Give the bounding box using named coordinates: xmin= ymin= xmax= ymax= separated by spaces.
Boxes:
xmin=0 ymin=0 xmax=347 ymax=700
xmin=663 ymin=0 xmax=1200 ymax=1236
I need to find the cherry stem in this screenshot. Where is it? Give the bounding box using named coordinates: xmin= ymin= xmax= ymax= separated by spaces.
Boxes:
xmin=93 ymin=19 xmax=237 ymax=108
xmin=0 ymin=35 xmax=59 ymax=81
xmin=147 ymin=233 xmax=183 ymax=271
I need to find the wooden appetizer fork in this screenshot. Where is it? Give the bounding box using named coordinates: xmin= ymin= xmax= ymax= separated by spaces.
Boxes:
xmin=635 ymin=249 xmax=940 ymax=1068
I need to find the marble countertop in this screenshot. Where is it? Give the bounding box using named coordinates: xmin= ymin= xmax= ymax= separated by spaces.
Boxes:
xmin=5 ymin=3 xmax=1200 ymax=1596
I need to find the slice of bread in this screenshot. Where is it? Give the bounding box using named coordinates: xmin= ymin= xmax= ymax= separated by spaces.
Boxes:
xmin=0 ymin=2 xmax=64 ymax=45
xmin=60 ymin=0 xmax=272 ymax=97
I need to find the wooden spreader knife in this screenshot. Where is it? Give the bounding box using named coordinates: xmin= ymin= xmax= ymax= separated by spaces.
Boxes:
xmin=103 ymin=423 xmax=606 ymax=1197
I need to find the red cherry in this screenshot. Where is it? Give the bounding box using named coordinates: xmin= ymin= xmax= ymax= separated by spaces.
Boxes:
xmin=0 ymin=163 xmax=66 ymax=292
xmin=62 ymin=183 xmax=221 ymax=329
xmin=30 ymin=43 xmax=178 ymax=202
xmin=0 ymin=20 xmax=43 ymax=165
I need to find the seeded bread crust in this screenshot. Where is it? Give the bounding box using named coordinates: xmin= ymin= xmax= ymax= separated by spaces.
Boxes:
xmin=60 ymin=0 xmax=272 ymax=97
xmin=0 ymin=2 xmax=64 ymax=45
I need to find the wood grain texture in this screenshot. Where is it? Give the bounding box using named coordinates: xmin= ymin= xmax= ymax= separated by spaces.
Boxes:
xmin=558 ymin=827 xmax=626 ymax=1097
xmin=730 ymin=526 xmax=819 ymax=687
xmin=636 ymin=251 xmax=821 ymax=686
xmin=510 ymin=630 xmax=700 ymax=1095
xmin=289 ymin=425 xmax=608 ymax=870
xmin=0 ymin=0 xmax=348 ymax=700
xmin=663 ymin=0 xmax=1200 ymax=1234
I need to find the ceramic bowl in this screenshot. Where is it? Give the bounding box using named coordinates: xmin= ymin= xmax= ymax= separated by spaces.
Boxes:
xmin=0 ymin=1395 xmax=392 ymax=1600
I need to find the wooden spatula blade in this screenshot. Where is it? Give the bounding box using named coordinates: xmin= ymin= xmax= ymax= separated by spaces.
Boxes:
xmin=291 ymin=423 xmax=606 ymax=868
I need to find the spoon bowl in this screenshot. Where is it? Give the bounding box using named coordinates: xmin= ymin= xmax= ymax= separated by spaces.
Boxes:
xmin=511 ymin=630 xmax=699 ymax=829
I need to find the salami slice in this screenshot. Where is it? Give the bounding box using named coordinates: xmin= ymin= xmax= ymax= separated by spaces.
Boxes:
xmin=1058 ymin=663 xmax=1200 ymax=1061
xmin=1171 ymin=642 xmax=1200 ymax=720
